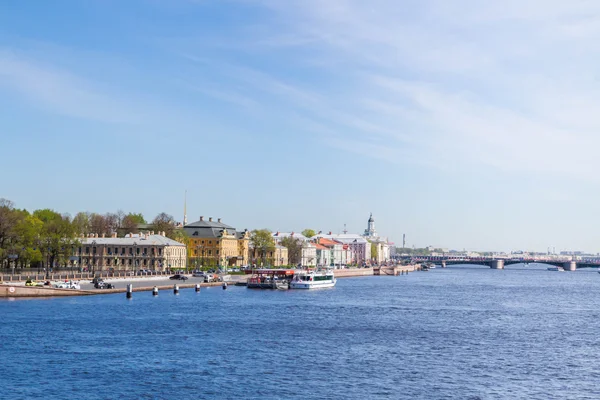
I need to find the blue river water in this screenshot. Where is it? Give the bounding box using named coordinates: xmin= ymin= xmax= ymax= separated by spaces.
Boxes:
xmin=2 ymin=265 xmax=600 ymax=399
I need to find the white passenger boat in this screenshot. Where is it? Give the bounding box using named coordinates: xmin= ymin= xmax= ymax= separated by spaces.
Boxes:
xmin=290 ymin=268 xmax=336 ymax=289
xmin=547 ymin=266 xmax=565 ymax=272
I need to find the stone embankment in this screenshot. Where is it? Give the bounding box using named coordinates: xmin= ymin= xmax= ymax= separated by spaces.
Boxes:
xmin=0 ymin=281 xmax=226 ymax=298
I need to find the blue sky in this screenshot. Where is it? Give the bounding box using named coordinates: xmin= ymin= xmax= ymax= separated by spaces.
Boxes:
xmin=1 ymin=0 xmax=600 ymax=253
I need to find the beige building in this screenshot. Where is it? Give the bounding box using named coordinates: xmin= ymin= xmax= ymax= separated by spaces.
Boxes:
xmin=249 ymin=245 xmax=289 ymax=267
xmin=77 ymin=232 xmax=187 ymax=272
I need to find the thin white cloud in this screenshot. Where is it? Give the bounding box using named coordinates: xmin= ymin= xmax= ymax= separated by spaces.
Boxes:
xmin=0 ymin=49 xmax=147 ymax=124
xmin=213 ymin=0 xmax=600 ymax=180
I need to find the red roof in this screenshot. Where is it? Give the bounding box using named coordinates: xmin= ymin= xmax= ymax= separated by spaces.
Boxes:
xmin=318 ymin=238 xmax=339 ymax=246
xmin=314 ymin=243 xmax=329 ymax=250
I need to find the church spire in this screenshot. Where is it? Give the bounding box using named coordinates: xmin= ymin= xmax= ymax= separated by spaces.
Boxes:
xmin=183 ymin=190 xmax=188 ymax=226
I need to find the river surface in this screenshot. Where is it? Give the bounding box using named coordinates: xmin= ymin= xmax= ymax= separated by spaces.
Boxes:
xmin=2 ymin=265 xmax=600 ymax=399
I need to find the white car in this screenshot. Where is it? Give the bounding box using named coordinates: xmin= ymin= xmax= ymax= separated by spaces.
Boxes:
xmin=54 ymin=281 xmax=81 ymax=290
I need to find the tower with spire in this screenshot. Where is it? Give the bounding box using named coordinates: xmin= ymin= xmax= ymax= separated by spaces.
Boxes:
xmin=183 ymin=190 xmax=188 ymax=226
xmin=364 ymin=212 xmax=378 ymax=238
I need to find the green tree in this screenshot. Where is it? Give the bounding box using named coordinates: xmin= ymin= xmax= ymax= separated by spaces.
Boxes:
xmin=128 ymin=213 xmax=146 ymax=224
xmin=281 ymin=236 xmax=303 ymax=266
xmin=72 ymin=212 xmax=91 ymax=235
xmin=250 ymin=229 xmax=275 ymax=267
xmin=152 ymin=212 xmax=175 ymax=237
xmin=33 ymin=209 xmax=79 ymax=271
xmin=122 ymin=213 xmax=145 ymax=234
xmin=302 ymin=229 xmax=316 ymax=238
xmin=0 ymin=199 xmax=20 ymax=266
xmin=14 ymin=212 xmax=43 ymax=268
xmin=371 ymin=242 xmax=379 ymax=262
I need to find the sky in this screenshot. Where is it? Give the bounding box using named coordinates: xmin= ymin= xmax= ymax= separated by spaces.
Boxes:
xmin=1 ymin=0 xmax=600 ymax=253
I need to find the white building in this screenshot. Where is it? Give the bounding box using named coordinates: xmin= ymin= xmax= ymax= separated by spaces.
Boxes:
xmin=314 ymin=233 xmax=371 ymax=265
xmin=272 ymin=232 xmax=316 ymax=267
xmin=362 ymin=213 xmax=391 ymax=264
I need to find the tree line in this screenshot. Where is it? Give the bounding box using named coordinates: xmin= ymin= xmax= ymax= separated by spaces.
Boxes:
xmin=0 ymin=198 xmax=181 ymax=270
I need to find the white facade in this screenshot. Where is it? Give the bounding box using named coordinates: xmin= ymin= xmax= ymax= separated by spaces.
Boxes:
xmin=362 ymin=213 xmax=391 ymax=264
xmin=301 ymin=242 xmax=317 ymax=267
xmin=315 ymin=233 xmax=371 ymax=265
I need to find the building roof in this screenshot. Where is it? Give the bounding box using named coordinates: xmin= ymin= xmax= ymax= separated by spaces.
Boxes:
xmin=315 ymin=233 xmax=369 ymax=244
xmin=318 ymin=238 xmax=340 ymax=246
xmin=272 ymin=232 xmax=309 ymax=241
xmin=185 ymin=217 xmax=235 ymax=230
xmin=183 ymin=217 xmax=241 ymax=239
xmin=81 ymin=234 xmax=185 ymax=247
xmin=314 ymin=243 xmax=329 ymax=250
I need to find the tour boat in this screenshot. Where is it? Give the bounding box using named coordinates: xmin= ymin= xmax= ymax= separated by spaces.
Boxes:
xmin=246 ymin=269 xmax=294 ymax=290
xmin=547 ymin=266 xmax=565 ymax=272
xmin=290 ymin=268 xmax=336 ymax=289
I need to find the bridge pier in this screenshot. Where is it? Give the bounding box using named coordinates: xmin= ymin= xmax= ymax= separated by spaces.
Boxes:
xmin=563 ymin=261 xmax=577 ymax=271
xmin=490 ymin=260 xmax=505 ymax=270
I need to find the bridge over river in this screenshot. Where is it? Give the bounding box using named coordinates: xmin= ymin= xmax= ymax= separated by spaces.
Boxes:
xmin=406 ymin=256 xmax=600 ymax=271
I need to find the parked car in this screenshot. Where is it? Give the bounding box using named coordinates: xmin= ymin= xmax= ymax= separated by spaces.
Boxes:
xmin=169 ymin=274 xmax=188 ymax=281
xmin=93 ymin=279 xmax=115 ymax=289
xmin=203 ymin=274 xmax=215 ymax=283
xmin=54 ymin=281 xmax=81 ymax=290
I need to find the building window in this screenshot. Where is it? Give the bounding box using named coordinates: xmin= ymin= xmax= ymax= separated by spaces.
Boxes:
xmin=85 ymin=247 xmax=89 ymax=254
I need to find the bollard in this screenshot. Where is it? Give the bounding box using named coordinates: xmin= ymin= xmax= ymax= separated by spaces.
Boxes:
xmin=222 ymin=282 xmax=227 ymax=290
xmin=152 ymin=286 xmax=158 ymax=296
xmin=174 ymin=284 xmax=179 ymax=295
xmin=126 ymin=284 xmax=133 ymax=299
xmin=195 ymin=283 xmax=201 ymax=292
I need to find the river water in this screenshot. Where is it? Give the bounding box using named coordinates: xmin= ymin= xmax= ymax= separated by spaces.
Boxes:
xmin=2 ymin=265 xmax=600 ymax=399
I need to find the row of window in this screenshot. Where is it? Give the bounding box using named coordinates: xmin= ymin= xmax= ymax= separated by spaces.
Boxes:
xmin=81 ymin=247 xmax=164 ymax=256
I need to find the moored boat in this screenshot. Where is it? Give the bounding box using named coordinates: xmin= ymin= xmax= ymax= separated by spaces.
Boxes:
xmin=548 ymin=266 xmax=565 ymax=272
xmin=246 ymin=269 xmax=294 ymax=289
xmin=289 ymin=268 xmax=336 ymax=289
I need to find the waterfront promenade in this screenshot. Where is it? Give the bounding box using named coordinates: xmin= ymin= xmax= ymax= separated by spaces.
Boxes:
xmin=0 ymin=266 xmax=419 ymax=298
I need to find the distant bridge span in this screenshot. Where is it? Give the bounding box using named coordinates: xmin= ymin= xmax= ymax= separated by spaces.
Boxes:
xmin=407 ymin=256 xmax=600 ymax=271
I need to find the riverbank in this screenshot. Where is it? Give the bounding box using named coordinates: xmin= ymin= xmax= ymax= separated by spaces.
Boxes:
xmin=0 ymin=265 xmax=422 ymax=298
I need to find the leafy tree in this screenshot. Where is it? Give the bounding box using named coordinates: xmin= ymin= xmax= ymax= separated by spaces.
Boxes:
xmin=122 ymin=214 xmax=142 ymax=234
xmin=127 ymin=213 xmax=146 ymax=224
xmin=152 ymin=212 xmax=175 ymax=237
xmin=302 ymin=229 xmax=316 ymax=238
xmin=250 ymin=229 xmax=275 ymax=267
xmin=0 ymin=199 xmax=19 ymax=263
xmin=33 ymin=209 xmax=79 ymax=270
xmin=72 ymin=212 xmax=91 ymax=235
xmin=14 ymin=212 xmax=43 ymax=267
xmin=371 ymin=243 xmax=379 ymax=262
xmin=281 ymin=236 xmax=303 ymax=266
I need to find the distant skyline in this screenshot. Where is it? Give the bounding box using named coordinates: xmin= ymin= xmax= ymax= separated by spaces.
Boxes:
xmin=2 ymin=1 xmax=600 ymax=253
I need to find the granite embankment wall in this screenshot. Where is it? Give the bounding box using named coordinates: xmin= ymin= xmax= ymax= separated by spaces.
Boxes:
xmin=335 ymin=268 xmax=374 ymax=278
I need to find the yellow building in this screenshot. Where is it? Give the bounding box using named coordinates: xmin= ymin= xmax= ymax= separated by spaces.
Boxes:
xmin=249 ymin=245 xmax=289 ymax=267
xmin=183 ymin=216 xmax=250 ymax=268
